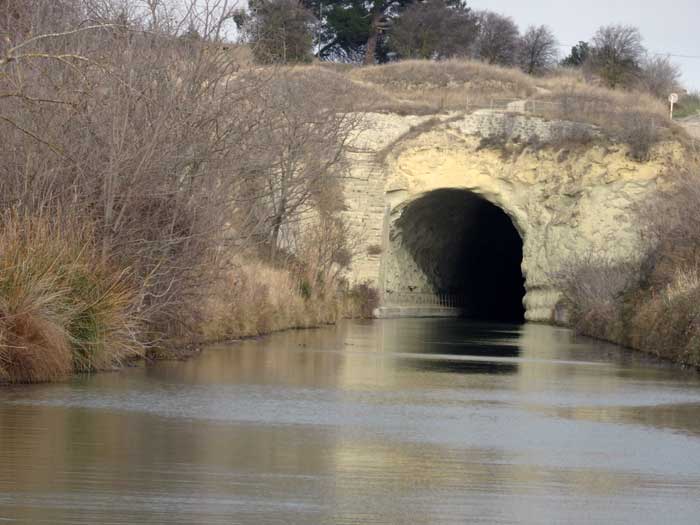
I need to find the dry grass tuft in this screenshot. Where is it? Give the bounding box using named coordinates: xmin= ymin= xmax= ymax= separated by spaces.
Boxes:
xmin=200 ymin=257 xmax=340 ymax=341
xmin=295 ymin=60 xmax=692 ymax=155
xmin=349 ymin=59 xmax=536 ymax=113
xmin=628 ymin=266 xmax=700 ymax=367
xmin=258 ymin=65 xmax=432 ymax=115
xmin=0 ymin=214 xmax=143 ymax=383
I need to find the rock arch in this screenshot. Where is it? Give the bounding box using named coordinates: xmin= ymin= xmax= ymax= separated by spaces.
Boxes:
xmin=342 ymin=111 xmax=685 ymax=321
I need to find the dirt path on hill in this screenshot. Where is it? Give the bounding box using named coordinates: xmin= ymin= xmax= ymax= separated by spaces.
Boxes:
xmin=679 ymin=115 xmax=700 ymax=140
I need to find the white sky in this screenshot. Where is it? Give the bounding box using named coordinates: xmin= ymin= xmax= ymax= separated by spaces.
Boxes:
xmin=467 ymin=0 xmax=700 ymax=91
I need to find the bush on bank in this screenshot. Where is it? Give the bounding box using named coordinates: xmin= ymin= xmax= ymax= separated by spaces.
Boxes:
xmin=0 ymin=221 xmax=379 ymax=383
xmin=560 ymin=171 xmax=700 ymax=368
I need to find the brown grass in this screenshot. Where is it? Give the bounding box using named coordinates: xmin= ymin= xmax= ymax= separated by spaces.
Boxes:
xmin=558 ymin=259 xmax=635 ymax=343
xmin=200 ymin=257 xmax=341 ymax=341
xmin=349 ymin=59 xmax=537 ymax=113
xmin=345 ymin=282 xmax=380 ymax=319
xmin=0 ymin=214 xmax=143 ymax=383
xmin=628 ymin=266 xmax=700 ymax=366
xmin=528 ymin=82 xmax=680 ymax=159
xmin=271 ymin=60 xmax=691 ymax=158
xmin=317 ymin=59 xmax=691 ymax=154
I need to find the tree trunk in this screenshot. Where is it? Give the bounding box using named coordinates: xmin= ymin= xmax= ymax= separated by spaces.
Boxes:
xmin=363 ymin=10 xmax=383 ymax=65
xmin=270 ymin=214 xmax=283 ymax=260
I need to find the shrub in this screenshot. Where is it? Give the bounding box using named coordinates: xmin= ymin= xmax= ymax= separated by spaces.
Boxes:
xmin=0 ymin=214 xmax=142 ymax=383
xmin=1 ymin=16 xmax=360 ymax=363
xmin=547 ymin=122 xmax=595 ymax=146
xmin=636 ymin=170 xmax=700 ymax=280
xmin=531 ymin=83 xmax=671 ymax=158
xmin=347 ymin=282 xmax=380 ymax=319
xmin=619 ymin=111 xmax=662 ymax=161
xmin=628 ymin=267 xmax=700 ymax=367
xmin=367 ymin=244 xmax=383 ymax=256
xmin=557 ymin=259 xmax=636 ymax=343
xmin=637 ymin=56 xmax=682 ymax=99
xmin=560 ymin=171 xmax=700 ymax=367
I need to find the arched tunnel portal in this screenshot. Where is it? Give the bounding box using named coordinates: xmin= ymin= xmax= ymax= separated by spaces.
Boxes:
xmin=385 ymin=189 xmax=526 ymax=322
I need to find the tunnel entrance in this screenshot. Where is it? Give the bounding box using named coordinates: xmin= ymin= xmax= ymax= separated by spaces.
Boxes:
xmin=393 ymin=189 xmax=525 ymax=322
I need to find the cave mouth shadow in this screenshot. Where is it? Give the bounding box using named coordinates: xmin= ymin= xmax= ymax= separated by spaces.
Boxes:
xmin=396 ymin=189 xmax=526 ymax=323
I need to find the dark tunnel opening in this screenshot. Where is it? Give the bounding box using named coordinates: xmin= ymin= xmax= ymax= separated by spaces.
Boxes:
xmin=396 ymin=189 xmax=526 ymax=322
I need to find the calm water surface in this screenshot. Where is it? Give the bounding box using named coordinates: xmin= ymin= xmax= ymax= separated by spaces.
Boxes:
xmin=2 ymin=319 xmax=700 ymax=524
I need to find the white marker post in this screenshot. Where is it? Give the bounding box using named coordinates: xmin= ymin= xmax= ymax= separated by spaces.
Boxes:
xmin=669 ymin=93 xmax=679 ymax=120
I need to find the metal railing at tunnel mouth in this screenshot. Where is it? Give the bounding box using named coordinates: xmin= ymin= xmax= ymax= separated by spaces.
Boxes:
xmin=382 ymin=292 xmax=464 ymax=308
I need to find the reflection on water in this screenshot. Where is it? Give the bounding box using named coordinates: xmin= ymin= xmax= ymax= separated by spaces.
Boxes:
xmin=2 ymin=319 xmax=700 ymax=524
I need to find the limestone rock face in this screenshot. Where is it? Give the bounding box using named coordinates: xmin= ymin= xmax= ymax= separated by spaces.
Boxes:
xmin=342 ymin=111 xmax=688 ymax=322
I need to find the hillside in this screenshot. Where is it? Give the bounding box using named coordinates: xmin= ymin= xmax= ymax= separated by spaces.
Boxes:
xmin=299 ymin=59 xmax=693 ymax=160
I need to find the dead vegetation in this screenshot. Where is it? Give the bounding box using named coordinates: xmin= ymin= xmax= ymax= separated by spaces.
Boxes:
xmin=0 ymin=1 xmax=374 ymax=383
xmin=325 ymin=59 xmax=688 ymax=158
xmin=529 ymin=82 xmax=677 ymax=160
xmin=349 ymin=59 xmax=536 ymax=113
xmin=0 ymin=213 xmax=143 ymax=383
xmin=560 ymin=171 xmax=700 ymax=368
xmin=200 ymin=257 xmax=339 ymax=341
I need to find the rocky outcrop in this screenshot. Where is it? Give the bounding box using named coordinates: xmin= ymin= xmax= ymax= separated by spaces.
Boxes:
xmin=342 ymin=110 xmax=689 ymax=322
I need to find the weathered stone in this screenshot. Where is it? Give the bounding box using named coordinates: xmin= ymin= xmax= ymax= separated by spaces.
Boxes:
xmin=342 ymin=110 xmax=690 ymax=322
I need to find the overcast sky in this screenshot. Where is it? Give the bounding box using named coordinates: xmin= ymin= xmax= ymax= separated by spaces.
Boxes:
xmin=467 ymin=0 xmax=700 ymax=91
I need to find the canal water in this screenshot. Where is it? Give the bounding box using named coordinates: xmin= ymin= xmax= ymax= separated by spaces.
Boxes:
xmin=2 ymin=319 xmax=700 ymax=524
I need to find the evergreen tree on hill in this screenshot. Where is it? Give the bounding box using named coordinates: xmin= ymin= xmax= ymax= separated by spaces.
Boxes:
xmin=561 ymin=41 xmax=591 ymax=67
xmin=236 ymin=0 xmax=316 ymax=64
xmin=302 ymin=0 xmax=416 ymax=64
xmin=387 ymin=0 xmax=479 ymax=60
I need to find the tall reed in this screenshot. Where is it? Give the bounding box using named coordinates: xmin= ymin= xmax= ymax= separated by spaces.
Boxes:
xmin=0 ymin=214 xmax=143 ymax=383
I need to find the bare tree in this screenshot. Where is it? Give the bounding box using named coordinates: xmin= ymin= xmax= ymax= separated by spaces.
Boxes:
xmin=638 ymin=55 xmax=681 ymax=99
xmin=1 ymin=0 xmax=30 ymax=41
xmin=1 ymin=0 xmax=364 ymax=345
xmin=0 ymin=0 xmax=269 ymax=334
xmin=589 ymin=24 xmax=645 ymax=88
xmin=473 ymin=11 xmax=520 ymax=66
xmin=387 ymin=0 xmax=478 ymax=60
xmin=235 ymin=70 xmax=357 ymax=257
xmin=1 ymin=0 xmax=81 ymax=42
xmin=517 ymin=25 xmax=558 ymax=75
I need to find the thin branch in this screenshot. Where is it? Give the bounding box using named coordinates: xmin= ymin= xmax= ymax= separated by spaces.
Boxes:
xmin=8 ymin=24 xmax=122 ymax=55
xmin=0 ymin=116 xmax=70 ymax=159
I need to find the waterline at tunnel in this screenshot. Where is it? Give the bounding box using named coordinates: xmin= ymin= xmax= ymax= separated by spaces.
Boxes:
xmin=387 ymin=189 xmax=526 ymax=322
